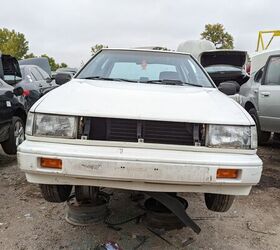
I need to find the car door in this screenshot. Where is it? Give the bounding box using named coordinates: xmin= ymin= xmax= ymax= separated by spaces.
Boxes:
xmin=30 ymin=66 xmax=48 ymax=94
xmin=258 ymin=55 xmax=280 ymax=132
xmin=37 ymin=67 xmax=54 ymax=86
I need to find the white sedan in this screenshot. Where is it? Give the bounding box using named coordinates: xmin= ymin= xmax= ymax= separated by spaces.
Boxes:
xmin=18 ymin=49 xmax=262 ymax=212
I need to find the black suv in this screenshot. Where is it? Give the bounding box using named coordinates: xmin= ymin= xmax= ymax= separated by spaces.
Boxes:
xmin=0 ymin=79 xmax=26 ymax=154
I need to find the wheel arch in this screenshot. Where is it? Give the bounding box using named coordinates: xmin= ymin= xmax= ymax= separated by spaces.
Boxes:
xmin=244 ymin=101 xmax=256 ymax=112
xmin=13 ymin=108 xmax=27 ymax=124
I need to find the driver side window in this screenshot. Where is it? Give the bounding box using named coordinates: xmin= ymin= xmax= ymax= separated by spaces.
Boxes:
xmin=254 ymin=67 xmax=264 ymax=83
xmin=264 ymin=56 xmax=280 ymax=85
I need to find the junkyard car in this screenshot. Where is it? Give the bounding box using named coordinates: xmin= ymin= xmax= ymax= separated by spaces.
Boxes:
xmin=239 ymin=54 xmax=280 ymax=144
xmin=199 ymin=50 xmax=249 ymax=102
xmin=18 ymin=49 xmax=263 ymax=212
xmin=0 ymin=79 xmax=26 ymax=154
xmin=200 ymin=50 xmax=249 ymax=87
xmin=1 ymin=55 xmax=56 ymax=111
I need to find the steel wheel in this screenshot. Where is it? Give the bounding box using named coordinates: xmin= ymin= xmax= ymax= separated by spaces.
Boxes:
xmin=14 ymin=120 xmax=25 ymax=147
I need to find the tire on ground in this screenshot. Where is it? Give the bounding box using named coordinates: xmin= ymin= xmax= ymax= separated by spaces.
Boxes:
xmin=75 ymin=186 xmax=99 ymax=202
xmin=248 ymin=108 xmax=270 ymax=145
xmin=40 ymin=184 xmax=72 ymax=203
xmin=1 ymin=116 xmax=24 ymax=155
xmin=204 ymin=193 xmax=235 ymax=212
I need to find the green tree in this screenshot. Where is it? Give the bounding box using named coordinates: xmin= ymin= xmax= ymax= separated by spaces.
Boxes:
xmin=91 ymin=44 xmax=108 ymax=55
xmin=59 ymin=62 xmax=68 ymax=68
xmin=30 ymin=54 xmax=67 ymax=71
xmin=201 ymin=23 xmax=234 ymax=49
xmin=24 ymin=53 xmax=37 ymax=59
xmin=40 ymin=54 xmax=60 ymax=71
xmin=0 ymin=28 xmax=29 ymax=59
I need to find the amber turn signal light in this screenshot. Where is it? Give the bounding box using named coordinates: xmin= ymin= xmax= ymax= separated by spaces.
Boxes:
xmin=40 ymin=158 xmax=62 ymax=169
xmin=217 ymin=169 xmax=239 ymax=179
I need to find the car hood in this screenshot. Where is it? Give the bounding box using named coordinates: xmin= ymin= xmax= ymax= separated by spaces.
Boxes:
xmin=200 ymin=50 xmax=247 ymax=68
xmin=32 ymin=79 xmax=253 ymax=125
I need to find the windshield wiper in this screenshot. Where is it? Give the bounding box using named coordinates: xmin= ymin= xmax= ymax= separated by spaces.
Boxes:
xmin=83 ymin=76 xmax=137 ymax=83
xmin=141 ymin=79 xmax=203 ymax=87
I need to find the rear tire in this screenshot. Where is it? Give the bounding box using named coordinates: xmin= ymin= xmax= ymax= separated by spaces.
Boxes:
xmin=248 ymin=108 xmax=271 ymax=145
xmin=40 ymin=184 xmax=72 ymax=203
xmin=204 ymin=193 xmax=235 ymax=212
xmin=1 ymin=116 xmax=25 ymax=155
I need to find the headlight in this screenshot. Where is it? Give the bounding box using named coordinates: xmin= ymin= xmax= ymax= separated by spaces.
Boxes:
xmin=31 ymin=113 xmax=77 ymax=138
xmin=25 ymin=112 xmax=35 ymax=136
xmin=206 ymin=125 xmax=257 ymax=149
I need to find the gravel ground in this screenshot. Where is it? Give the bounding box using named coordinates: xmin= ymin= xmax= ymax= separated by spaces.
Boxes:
xmin=0 ymin=142 xmax=279 ymax=250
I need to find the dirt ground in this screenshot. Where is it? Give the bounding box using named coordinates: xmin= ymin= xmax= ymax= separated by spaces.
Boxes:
xmin=0 ymin=142 xmax=279 ymax=250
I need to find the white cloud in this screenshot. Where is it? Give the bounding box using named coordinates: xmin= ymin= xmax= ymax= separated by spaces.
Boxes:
xmin=0 ymin=0 xmax=279 ymax=67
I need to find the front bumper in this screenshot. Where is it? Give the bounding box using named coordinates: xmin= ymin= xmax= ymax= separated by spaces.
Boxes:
xmin=17 ymin=139 xmax=263 ymax=195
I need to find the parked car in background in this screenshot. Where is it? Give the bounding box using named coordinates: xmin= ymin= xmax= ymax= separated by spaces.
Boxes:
xmin=19 ymin=64 xmax=56 ymax=103
xmin=0 ymin=79 xmax=26 ymax=154
xmin=176 ymin=41 xmax=250 ymax=101
xmin=248 ymin=49 xmax=280 ymax=75
xmin=19 ymin=57 xmax=58 ymax=96
xmin=0 ymin=54 xmax=58 ymax=154
xmin=199 ymin=50 xmax=249 ymax=101
xmin=200 ymin=50 xmax=249 ymax=87
xmin=239 ymin=54 xmax=280 ymax=144
xmin=1 ymin=56 xmax=57 ymax=110
xmin=56 ymin=67 xmax=78 ymax=76
xmin=18 ymin=49 xmax=262 ymax=213
xmin=19 ymin=57 xmax=52 ymax=76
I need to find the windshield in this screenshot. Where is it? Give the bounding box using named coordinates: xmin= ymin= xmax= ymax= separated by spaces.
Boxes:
xmin=76 ymin=50 xmax=214 ymax=87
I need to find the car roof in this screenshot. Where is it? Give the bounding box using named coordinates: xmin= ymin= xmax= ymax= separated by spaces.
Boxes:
xmin=101 ymin=48 xmax=192 ymax=56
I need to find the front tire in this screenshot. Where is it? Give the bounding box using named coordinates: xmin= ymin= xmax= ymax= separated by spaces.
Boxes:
xmin=1 ymin=116 xmax=25 ymax=155
xmin=248 ymin=108 xmax=271 ymax=145
xmin=40 ymin=184 xmax=72 ymax=203
xmin=204 ymin=193 xmax=235 ymax=212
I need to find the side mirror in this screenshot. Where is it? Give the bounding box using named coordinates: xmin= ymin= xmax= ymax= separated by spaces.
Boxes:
xmin=218 ymin=81 xmax=239 ymax=95
xmin=55 ymin=72 xmax=72 ymax=85
xmin=13 ymin=87 xmax=24 ymax=96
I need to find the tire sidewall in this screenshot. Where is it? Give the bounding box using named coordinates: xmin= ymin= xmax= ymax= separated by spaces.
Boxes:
xmin=1 ymin=116 xmax=25 ymax=155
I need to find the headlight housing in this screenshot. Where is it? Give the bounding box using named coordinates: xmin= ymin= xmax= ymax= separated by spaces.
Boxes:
xmin=26 ymin=113 xmax=77 ymax=138
xmin=25 ymin=112 xmax=35 ymax=136
xmin=206 ymin=125 xmax=257 ymax=149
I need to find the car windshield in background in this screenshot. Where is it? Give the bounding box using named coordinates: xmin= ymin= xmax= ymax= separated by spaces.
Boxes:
xmin=76 ymin=50 xmax=214 ymax=87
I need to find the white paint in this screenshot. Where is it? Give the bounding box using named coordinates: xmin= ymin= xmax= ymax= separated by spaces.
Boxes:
xmin=18 ymin=140 xmax=262 ymax=195
xmin=31 ymin=79 xmax=254 ymax=126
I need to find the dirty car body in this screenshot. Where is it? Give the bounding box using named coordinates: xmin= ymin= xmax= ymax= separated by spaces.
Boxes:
xmin=18 ymin=49 xmax=263 ymax=211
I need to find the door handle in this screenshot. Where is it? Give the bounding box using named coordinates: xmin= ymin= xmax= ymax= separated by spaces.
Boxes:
xmin=261 ymin=92 xmax=270 ymax=97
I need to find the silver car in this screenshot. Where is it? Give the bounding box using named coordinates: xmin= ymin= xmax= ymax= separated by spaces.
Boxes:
xmin=239 ymin=54 xmax=280 ymax=144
